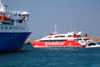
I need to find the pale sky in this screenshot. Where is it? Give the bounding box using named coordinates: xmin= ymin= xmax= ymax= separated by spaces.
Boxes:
xmin=4 ymin=0 xmax=100 ymax=38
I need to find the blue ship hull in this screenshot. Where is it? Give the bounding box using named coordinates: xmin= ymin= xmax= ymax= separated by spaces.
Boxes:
xmin=0 ymin=32 xmax=31 ymax=52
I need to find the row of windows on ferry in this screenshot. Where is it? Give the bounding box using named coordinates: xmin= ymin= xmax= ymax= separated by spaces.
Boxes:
xmin=1 ymin=27 xmax=25 ymax=30
xmin=54 ymin=35 xmax=74 ymax=38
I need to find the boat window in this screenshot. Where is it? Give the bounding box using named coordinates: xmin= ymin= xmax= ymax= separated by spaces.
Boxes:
xmin=19 ymin=20 xmax=22 ymax=23
xmin=23 ymin=14 xmax=29 ymax=17
xmin=16 ymin=27 xmax=19 ymax=29
xmin=60 ymin=36 xmax=65 ymax=37
xmin=18 ymin=14 xmax=21 ymax=16
xmin=55 ymin=36 xmax=59 ymax=38
xmin=74 ymin=39 xmax=82 ymax=41
xmin=9 ymin=27 xmax=12 ymax=29
xmin=3 ymin=13 xmax=5 ymax=16
xmin=1 ymin=27 xmax=3 ymax=29
xmin=68 ymin=35 xmax=71 ymax=37
xmin=20 ymin=27 xmax=25 ymax=30
xmin=40 ymin=40 xmax=65 ymax=42
xmin=17 ymin=27 xmax=19 ymax=29
xmin=13 ymin=27 xmax=16 ymax=29
xmin=5 ymin=27 xmax=8 ymax=29
xmin=83 ymin=39 xmax=89 ymax=41
xmin=14 ymin=14 xmax=17 ymax=16
xmin=55 ymin=36 xmax=65 ymax=38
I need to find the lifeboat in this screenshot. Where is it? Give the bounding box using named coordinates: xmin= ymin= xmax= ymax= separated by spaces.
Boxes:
xmin=0 ymin=15 xmax=12 ymax=24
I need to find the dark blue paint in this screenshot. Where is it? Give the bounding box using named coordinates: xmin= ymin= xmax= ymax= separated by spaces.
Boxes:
xmin=0 ymin=32 xmax=31 ymax=52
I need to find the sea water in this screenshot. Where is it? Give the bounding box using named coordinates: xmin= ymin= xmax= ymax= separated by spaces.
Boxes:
xmin=0 ymin=44 xmax=100 ymax=67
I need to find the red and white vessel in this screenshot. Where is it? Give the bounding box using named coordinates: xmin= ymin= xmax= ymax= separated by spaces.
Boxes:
xmin=32 ymin=25 xmax=95 ymax=48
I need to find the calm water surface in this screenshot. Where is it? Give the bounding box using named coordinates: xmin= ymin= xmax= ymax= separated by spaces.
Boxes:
xmin=0 ymin=45 xmax=100 ymax=67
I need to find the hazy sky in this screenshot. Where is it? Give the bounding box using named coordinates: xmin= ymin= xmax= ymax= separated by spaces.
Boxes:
xmin=3 ymin=0 xmax=100 ymax=38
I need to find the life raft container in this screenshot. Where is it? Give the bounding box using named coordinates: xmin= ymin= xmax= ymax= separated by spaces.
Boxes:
xmin=0 ymin=15 xmax=12 ymax=21
xmin=0 ymin=15 xmax=12 ymax=24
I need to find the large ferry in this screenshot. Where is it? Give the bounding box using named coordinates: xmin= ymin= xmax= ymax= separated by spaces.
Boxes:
xmin=32 ymin=25 xmax=95 ymax=48
xmin=0 ymin=0 xmax=31 ymax=52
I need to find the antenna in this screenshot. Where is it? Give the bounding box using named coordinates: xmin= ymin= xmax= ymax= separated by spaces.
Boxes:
xmin=53 ymin=24 xmax=58 ymax=34
xmin=55 ymin=24 xmax=57 ymax=32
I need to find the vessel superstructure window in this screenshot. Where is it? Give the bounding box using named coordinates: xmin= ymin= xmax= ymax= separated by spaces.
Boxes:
xmin=68 ymin=35 xmax=71 ymax=37
xmin=3 ymin=13 xmax=5 ymax=16
xmin=9 ymin=27 xmax=12 ymax=29
xmin=74 ymin=39 xmax=82 ymax=41
xmin=55 ymin=36 xmax=59 ymax=38
xmin=23 ymin=14 xmax=29 ymax=17
xmin=16 ymin=27 xmax=19 ymax=29
xmin=5 ymin=27 xmax=8 ymax=29
xmin=23 ymin=27 xmax=25 ymax=29
xmin=1 ymin=27 xmax=3 ymax=29
xmin=18 ymin=14 xmax=21 ymax=16
xmin=60 ymin=36 xmax=65 ymax=37
xmin=17 ymin=27 xmax=19 ymax=29
xmin=14 ymin=14 xmax=17 ymax=16
xmin=13 ymin=27 xmax=16 ymax=29
xmin=83 ymin=39 xmax=89 ymax=41
xmin=40 ymin=40 xmax=65 ymax=42
xmin=55 ymin=36 xmax=65 ymax=38
xmin=19 ymin=20 xmax=22 ymax=23
xmin=20 ymin=27 xmax=25 ymax=30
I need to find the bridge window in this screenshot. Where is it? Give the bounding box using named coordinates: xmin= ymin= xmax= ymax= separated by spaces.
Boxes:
xmin=18 ymin=14 xmax=21 ymax=16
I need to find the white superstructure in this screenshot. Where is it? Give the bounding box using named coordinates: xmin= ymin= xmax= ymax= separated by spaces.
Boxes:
xmin=0 ymin=0 xmax=30 ymax=32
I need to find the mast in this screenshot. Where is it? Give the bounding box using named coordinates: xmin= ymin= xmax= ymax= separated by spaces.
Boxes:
xmin=53 ymin=24 xmax=58 ymax=34
xmin=55 ymin=24 xmax=57 ymax=33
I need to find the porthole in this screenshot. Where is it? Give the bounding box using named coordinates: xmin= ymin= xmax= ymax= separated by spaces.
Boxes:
xmin=14 ymin=34 xmax=17 ymax=36
xmin=2 ymin=34 xmax=3 ymax=36
xmin=10 ymin=34 xmax=12 ymax=36
xmin=5 ymin=34 xmax=8 ymax=36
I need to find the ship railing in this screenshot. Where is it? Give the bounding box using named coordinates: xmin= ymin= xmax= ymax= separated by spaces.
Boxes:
xmin=9 ymin=10 xmax=24 ymax=14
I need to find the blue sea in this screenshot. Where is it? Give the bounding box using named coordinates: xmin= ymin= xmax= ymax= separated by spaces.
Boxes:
xmin=0 ymin=44 xmax=100 ymax=67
